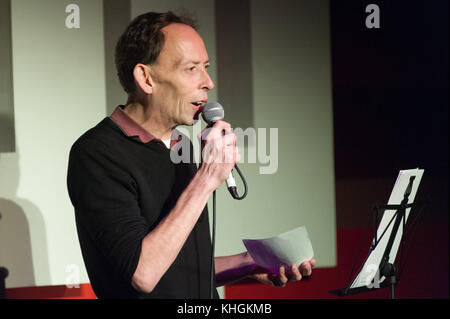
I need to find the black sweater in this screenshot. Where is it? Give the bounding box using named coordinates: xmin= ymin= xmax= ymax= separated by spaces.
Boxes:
xmin=67 ymin=117 xmax=217 ymax=299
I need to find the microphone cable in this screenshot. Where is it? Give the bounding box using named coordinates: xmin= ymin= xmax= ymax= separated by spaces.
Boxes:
xmin=210 ymin=190 xmax=216 ymax=299
xmin=210 ymin=164 xmax=247 ymax=299
xmin=229 ymin=164 xmax=248 ymax=200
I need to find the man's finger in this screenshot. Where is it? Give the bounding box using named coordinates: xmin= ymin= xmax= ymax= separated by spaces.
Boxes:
xmin=277 ymin=266 xmax=288 ymax=287
xmin=222 ymin=133 xmax=236 ymax=146
xmin=300 ymin=261 xmax=312 ymax=276
xmin=289 ymin=264 xmax=302 ymax=281
xmin=213 ymin=120 xmax=231 ymax=131
xmin=200 ymin=120 xmax=231 ymax=142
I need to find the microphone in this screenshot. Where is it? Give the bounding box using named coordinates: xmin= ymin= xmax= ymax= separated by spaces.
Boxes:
xmin=201 ymin=102 xmax=246 ymax=200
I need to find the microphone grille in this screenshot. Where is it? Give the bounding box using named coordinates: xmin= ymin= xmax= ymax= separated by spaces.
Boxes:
xmin=202 ymin=102 xmax=224 ymax=125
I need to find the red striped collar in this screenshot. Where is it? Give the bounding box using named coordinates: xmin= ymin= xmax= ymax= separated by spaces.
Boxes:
xmin=110 ymin=105 xmax=182 ymax=149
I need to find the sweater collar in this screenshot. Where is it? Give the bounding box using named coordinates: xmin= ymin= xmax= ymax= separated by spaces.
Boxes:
xmin=110 ymin=105 xmax=181 ymax=149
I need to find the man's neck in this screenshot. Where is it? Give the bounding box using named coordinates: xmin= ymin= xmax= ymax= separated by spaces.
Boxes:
xmin=122 ymin=101 xmax=173 ymax=140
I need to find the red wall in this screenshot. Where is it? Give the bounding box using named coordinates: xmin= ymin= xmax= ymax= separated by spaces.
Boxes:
xmin=5 ymin=283 xmax=96 ymax=299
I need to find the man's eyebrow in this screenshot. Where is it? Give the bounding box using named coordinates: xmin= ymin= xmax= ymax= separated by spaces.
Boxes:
xmin=181 ymin=60 xmax=210 ymax=66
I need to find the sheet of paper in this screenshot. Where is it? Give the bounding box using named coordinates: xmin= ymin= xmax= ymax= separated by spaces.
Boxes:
xmin=350 ymin=168 xmax=424 ymax=288
xmin=243 ymin=226 xmax=314 ymax=274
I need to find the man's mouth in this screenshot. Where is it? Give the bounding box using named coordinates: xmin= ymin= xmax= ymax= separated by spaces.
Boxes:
xmin=192 ymin=101 xmax=206 ymax=120
xmin=191 ymin=101 xmax=206 ymax=110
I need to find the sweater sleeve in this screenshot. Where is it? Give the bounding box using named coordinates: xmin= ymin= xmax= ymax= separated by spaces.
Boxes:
xmin=67 ymin=137 xmax=150 ymax=286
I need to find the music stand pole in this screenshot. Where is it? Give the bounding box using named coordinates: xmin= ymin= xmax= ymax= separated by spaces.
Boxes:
xmin=377 ymin=175 xmax=415 ymax=299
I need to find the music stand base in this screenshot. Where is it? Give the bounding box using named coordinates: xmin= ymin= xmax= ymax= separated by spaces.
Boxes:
xmin=329 ymin=280 xmax=396 ymax=298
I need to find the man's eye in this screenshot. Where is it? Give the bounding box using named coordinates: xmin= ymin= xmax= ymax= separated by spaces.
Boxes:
xmin=188 ymin=66 xmax=196 ymax=71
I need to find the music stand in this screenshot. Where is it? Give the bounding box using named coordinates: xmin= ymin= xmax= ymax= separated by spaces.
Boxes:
xmin=330 ymin=168 xmax=424 ymax=299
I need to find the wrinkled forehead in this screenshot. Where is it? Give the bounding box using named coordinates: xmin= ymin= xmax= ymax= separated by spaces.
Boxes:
xmin=157 ymin=23 xmax=209 ymax=68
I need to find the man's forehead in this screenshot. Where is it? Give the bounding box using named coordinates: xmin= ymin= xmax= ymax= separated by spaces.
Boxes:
xmin=159 ymin=23 xmax=209 ymax=67
xmin=162 ymin=23 xmax=198 ymax=39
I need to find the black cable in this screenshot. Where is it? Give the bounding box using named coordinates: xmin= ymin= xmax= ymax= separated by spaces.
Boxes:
xmin=209 ymin=165 xmax=247 ymax=298
xmin=234 ymin=164 xmax=248 ymax=200
xmin=210 ymin=190 xmax=216 ymax=299
xmin=228 ymin=164 xmax=248 ymax=200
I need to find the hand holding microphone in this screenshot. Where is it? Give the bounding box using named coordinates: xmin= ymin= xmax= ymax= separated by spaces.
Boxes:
xmin=200 ymin=102 xmax=247 ymax=200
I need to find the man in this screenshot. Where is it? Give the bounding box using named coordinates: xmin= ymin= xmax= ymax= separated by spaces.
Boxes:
xmin=67 ymin=11 xmax=315 ymax=299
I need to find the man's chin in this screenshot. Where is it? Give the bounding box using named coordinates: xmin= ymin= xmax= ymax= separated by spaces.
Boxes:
xmin=176 ymin=111 xmax=201 ymax=127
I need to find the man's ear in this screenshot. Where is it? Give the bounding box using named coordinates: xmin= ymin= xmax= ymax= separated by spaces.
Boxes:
xmin=133 ymin=63 xmax=153 ymax=94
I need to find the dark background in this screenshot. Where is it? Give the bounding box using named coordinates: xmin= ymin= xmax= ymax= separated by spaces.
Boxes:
xmin=229 ymin=0 xmax=449 ymax=298
xmin=331 ymin=0 xmax=449 ymax=229
xmin=331 ymin=0 xmax=449 ymax=180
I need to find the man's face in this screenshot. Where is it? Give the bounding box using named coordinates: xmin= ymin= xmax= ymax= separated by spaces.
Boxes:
xmin=149 ymin=23 xmax=214 ymax=127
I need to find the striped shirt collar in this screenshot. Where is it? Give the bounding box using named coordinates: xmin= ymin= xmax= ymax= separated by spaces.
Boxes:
xmin=109 ymin=105 xmax=182 ymax=149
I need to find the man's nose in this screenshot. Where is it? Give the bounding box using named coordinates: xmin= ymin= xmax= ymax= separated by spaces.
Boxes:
xmin=201 ymin=70 xmax=215 ymax=91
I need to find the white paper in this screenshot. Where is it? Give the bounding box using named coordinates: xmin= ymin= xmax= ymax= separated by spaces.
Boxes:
xmin=243 ymin=226 xmax=314 ymax=273
xmin=350 ymin=168 xmax=424 ymax=288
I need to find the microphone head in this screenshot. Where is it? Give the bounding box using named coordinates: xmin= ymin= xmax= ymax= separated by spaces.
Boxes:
xmin=202 ymin=102 xmax=224 ymax=125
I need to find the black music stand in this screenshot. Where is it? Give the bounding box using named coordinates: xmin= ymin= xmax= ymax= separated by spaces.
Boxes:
xmin=330 ymin=173 xmax=420 ymax=299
